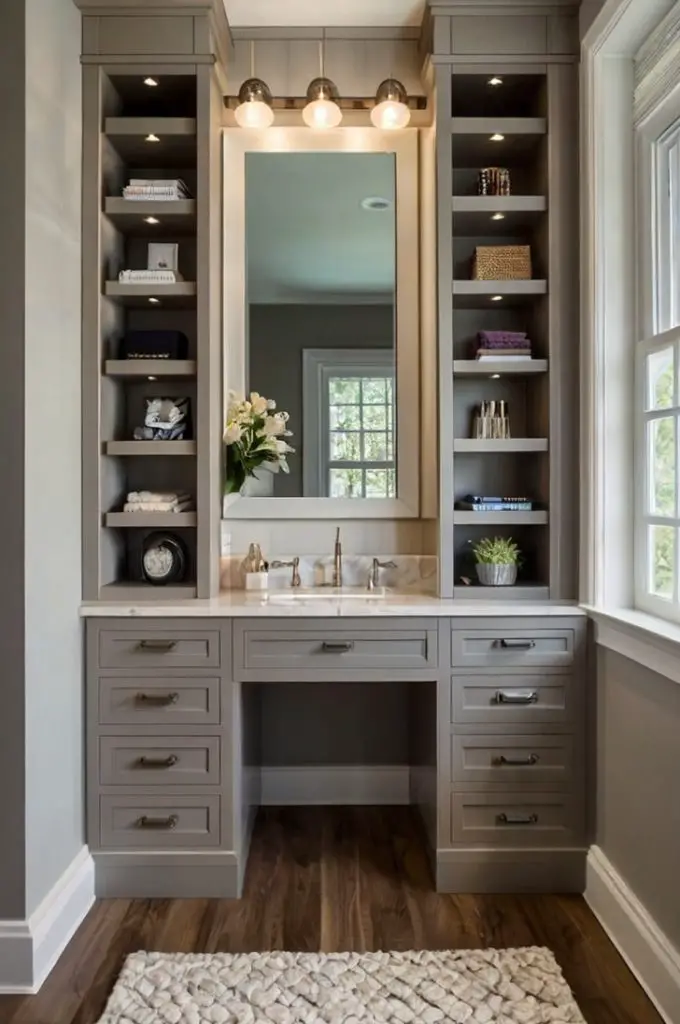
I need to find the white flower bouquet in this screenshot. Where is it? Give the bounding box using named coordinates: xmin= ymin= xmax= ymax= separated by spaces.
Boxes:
xmin=223 ymin=391 xmax=295 ymax=494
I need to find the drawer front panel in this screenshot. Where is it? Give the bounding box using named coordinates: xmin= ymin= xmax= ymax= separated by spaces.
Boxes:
xmin=237 ymin=628 xmax=438 ymax=674
xmin=450 ymin=734 xmax=574 ymax=786
xmin=451 ymin=628 xmax=574 ymax=668
xmin=100 ymin=795 xmax=220 ymax=848
xmin=450 ymin=790 xmax=581 ymax=847
xmin=99 ymin=737 xmax=220 ymax=787
xmin=99 ymin=677 xmax=220 ymax=726
xmin=451 ymin=673 xmax=573 ymax=725
xmin=98 ymin=629 xmax=220 ymax=670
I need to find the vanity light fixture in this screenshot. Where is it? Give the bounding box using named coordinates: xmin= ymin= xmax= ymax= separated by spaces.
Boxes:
xmin=490 ymin=133 xmax=505 ymax=142
xmin=144 ymin=216 xmax=160 ymax=225
xmin=303 ymin=31 xmax=342 ymax=129
xmin=371 ymin=78 xmax=411 ymax=130
xmin=488 ymin=77 xmax=503 ymax=87
xmin=145 ymin=133 xmax=160 ymax=143
xmin=234 ymin=42 xmax=275 ymax=129
xmin=491 ymin=295 xmax=503 ymax=302
xmin=491 ymin=213 xmax=505 ymax=221
xmin=143 ymin=77 xmax=159 ymax=88
xmin=148 ymin=297 xmax=160 ymax=305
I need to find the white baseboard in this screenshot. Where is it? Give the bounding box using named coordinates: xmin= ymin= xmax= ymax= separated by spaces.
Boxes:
xmin=586 ymin=845 xmax=680 ymax=1024
xmin=0 ymin=846 xmax=94 ymax=994
xmin=260 ymin=765 xmax=410 ymax=805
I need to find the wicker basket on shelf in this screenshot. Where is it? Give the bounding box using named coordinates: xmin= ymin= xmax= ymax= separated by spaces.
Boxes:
xmin=472 ymin=245 xmax=532 ymax=281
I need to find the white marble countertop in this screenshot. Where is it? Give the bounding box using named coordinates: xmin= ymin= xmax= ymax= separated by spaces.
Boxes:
xmin=80 ymin=591 xmax=585 ymax=618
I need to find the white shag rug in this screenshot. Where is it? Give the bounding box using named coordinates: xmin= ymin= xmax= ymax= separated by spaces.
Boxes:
xmin=97 ymin=948 xmax=586 ymax=1023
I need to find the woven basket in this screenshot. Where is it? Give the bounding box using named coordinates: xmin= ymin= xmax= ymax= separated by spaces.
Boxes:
xmin=472 ymin=245 xmax=532 ymax=281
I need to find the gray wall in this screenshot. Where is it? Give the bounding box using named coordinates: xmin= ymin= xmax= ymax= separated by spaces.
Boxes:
xmin=249 ymin=304 xmax=394 ymax=496
xmin=0 ymin=0 xmax=83 ymax=921
xmin=596 ymin=647 xmax=680 ymax=951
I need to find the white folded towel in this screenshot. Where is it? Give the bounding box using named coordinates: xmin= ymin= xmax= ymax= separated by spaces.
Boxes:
xmin=123 ymin=499 xmax=194 ymax=513
xmin=126 ymin=491 xmax=190 ymax=504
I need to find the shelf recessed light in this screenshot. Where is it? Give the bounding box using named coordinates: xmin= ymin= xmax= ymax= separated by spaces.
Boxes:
xmin=490 ymin=373 xmax=501 ymax=379
xmin=148 ymin=297 xmax=160 ymax=305
xmin=488 ymin=77 xmax=503 ymax=87
xmin=147 ymin=375 xmax=157 ymax=381
xmin=144 ymin=216 xmax=160 ymax=225
xmin=491 ymin=295 xmax=503 ymax=302
xmin=490 ymin=133 xmax=505 ymax=142
xmin=145 ymin=133 xmax=160 ymax=143
xmin=492 ymin=213 xmax=505 ymax=221
xmin=143 ymin=77 xmax=159 ymax=87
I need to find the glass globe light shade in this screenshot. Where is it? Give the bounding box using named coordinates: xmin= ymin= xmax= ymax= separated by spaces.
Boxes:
xmin=302 ymin=77 xmax=342 ymax=129
xmin=234 ymin=78 xmax=274 ymax=129
xmin=370 ymin=78 xmax=411 ymax=130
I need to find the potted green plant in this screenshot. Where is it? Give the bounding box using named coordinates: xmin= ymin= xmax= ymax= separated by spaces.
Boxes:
xmin=472 ymin=536 xmax=521 ymax=586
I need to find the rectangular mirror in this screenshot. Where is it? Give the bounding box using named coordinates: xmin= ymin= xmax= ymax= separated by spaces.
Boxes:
xmin=223 ymin=130 xmax=419 ymax=519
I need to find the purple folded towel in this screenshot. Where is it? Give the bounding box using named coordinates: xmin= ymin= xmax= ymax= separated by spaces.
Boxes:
xmin=478 ymin=330 xmax=528 ymax=347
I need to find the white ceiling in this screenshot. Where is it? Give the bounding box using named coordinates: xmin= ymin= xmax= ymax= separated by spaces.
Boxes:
xmin=225 ymin=0 xmax=426 ymax=28
xmin=246 ymin=152 xmax=396 ymax=304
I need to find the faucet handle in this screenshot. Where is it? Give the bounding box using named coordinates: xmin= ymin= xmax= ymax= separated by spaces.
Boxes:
xmin=271 ymin=557 xmax=301 ymax=588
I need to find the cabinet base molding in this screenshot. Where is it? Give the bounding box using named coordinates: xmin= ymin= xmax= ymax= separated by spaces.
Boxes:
xmin=436 ymin=847 xmax=586 ymax=893
xmin=260 ymin=765 xmax=411 ymax=806
xmin=0 ymin=847 xmax=94 ymax=994
xmin=93 ymin=850 xmax=241 ymax=899
xmin=586 ymin=846 xmax=680 ymax=1024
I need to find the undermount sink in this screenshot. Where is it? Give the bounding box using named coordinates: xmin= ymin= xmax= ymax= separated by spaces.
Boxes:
xmin=265 ymin=586 xmax=388 ymax=602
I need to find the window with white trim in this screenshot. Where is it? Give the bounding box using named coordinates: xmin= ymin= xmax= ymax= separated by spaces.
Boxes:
xmin=637 ymin=112 xmax=680 ymax=619
xmin=302 ymin=348 xmax=396 ymax=499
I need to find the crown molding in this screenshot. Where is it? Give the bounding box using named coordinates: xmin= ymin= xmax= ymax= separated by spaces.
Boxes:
xmin=428 ymin=0 xmax=579 ymax=9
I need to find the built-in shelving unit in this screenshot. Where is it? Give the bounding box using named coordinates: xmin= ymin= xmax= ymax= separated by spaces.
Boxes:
xmin=438 ymin=65 xmax=578 ymax=600
xmin=83 ymin=67 xmax=222 ymax=600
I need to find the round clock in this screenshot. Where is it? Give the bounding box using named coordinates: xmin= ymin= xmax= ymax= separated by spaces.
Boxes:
xmin=141 ymin=532 xmax=188 ymax=586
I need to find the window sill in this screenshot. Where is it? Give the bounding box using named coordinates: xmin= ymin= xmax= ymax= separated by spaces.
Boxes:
xmin=582 ymin=604 xmax=680 ymax=687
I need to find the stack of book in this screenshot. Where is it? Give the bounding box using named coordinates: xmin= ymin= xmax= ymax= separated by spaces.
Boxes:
xmin=475 ymin=331 xmax=532 ymax=361
xmin=122 ymin=178 xmax=190 ymax=201
xmin=118 ymin=269 xmax=177 ymax=284
xmin=456 ymin=494 xmax=534 ymax=512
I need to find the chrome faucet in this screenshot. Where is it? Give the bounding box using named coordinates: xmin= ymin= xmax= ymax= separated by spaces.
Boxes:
xmin=332 ymin=527 xmax=343 ymax=587
xmin=271 ymin=557 xmax=301 ymax=588
xmin=368 ymin=557 xmax=397 ymax=590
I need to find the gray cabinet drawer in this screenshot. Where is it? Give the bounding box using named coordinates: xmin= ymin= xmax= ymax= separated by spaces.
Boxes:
xmin=451 ymin=627 xmax=574 ymax=668
xmin=100 ymin=794 xmax=220 ymax=848
xmin=234 ymin=623 xmax=438 ymax=678
xmin=450 ymin=734 xmax=574 ymax=786
xmin=451 ymin=672 xmax=574 ymax=725
xmin=450 ymin=790 xmax=582 ymax=847
xmin=98 ymin=628 xmax=220 ymax=669
xmin=99 ymin=736 xmax=220 ymax=786
xmin=99 ymin=677 xmax=220 ymax=726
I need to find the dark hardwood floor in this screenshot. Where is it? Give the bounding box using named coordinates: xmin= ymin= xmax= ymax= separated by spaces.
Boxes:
xmin=0 ymin=807 xmax=663 ymax=1024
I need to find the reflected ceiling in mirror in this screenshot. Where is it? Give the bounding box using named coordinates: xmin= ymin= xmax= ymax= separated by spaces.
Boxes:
xmin=245 ymin=152 xmax=397 ymax=500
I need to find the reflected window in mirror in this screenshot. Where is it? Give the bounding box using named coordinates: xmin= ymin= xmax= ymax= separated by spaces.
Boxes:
xmin=245 ymin=151 xmax=396 ymax=499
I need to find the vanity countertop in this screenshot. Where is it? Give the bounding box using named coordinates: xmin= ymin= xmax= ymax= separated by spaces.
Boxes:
xmin=80 ymin=592 xmax=585 ymax=618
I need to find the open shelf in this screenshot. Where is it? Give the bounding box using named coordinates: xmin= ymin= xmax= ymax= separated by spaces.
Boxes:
xmin=104 ymin=512 xmax=197 ymax=528
xmin=454 ymin=438 xmax=548 ymax=453
xmin=104 ymin=440 xmax=197 ymax=456
xmin=451 ymin=117 xmax=546 ymax=165
xmin=104 ymin=282 xmax=197 ymax=307
xmin=453 ymin=280 xmax=547 ymax=308
xmin=104 ymin=117 xmax=197 ymax=166
xmin=453 ymin=583 xmax=550 ymax=601
xmin=100 ymin=581 xmax=197 ymax=601
xmin=454 ymin=359 xmax=547 ymax=376
xmin=454 ymin=511 xmax=548 ymax=526
xmin=104 ymin=198 xmax=196 ymax=235
xmin=452 ymin=195 xmax=547 ymax=234
xmin=104 ymin=359 xmax=197 ymax=379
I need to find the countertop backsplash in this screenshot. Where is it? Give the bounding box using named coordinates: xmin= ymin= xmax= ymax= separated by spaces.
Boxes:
xmin=220 ymin=555 xmax=438 ymax=593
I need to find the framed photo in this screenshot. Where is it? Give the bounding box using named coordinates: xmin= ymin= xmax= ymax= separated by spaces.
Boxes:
xmin=147 ymin=242 xmax=179 ymax=273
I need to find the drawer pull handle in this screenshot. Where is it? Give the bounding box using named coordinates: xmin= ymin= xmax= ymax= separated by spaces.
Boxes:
xmin=136 ymin=692 xmax=179 ymax=707
xmin=138 ymin=639 xmax=178 ymax=652
xmin=494 ymin=690 xmax=538 ymax=705
xmin=137 ymin=755 xmax=179 ymax=769
xmin=495 ymin=754 xmax=539 ymax=767
xmin=136 ymin=814 xmax=179 ymax=830
xmin=496 ymin=813 xmax=539 ymax=826
xmin=321 ymin=641 xmax=354 ymax=653
xmin=499 ymin=639 xmax=536 ymax=650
